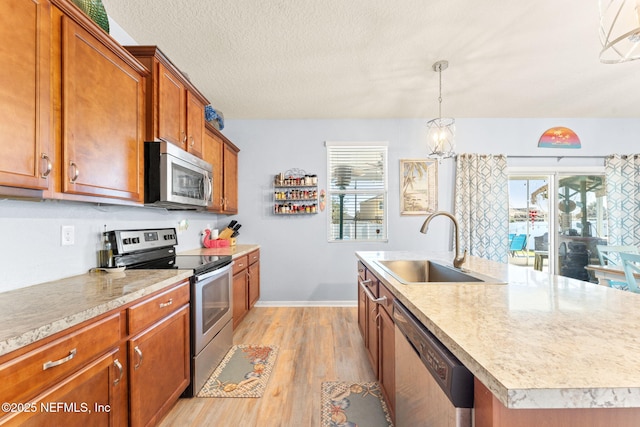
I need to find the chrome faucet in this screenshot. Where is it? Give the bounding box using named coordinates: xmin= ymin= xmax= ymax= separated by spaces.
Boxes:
xmin=420 ymin=211 xmax=467 ymax=269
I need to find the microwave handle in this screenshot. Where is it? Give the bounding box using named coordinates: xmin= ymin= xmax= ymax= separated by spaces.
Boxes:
xmin=205 ymin=174 xmax=212 ymax=202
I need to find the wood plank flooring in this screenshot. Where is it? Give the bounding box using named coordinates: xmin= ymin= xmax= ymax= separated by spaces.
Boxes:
xmin=158 ymin=307 xmax=375 ymax=426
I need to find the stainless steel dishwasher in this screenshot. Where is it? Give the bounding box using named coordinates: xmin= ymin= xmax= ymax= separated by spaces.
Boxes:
xmin=394 ymin=300 xmax=473 ymax=427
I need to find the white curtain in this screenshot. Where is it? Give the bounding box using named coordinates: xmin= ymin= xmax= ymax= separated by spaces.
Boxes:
xmin=605 ymin=155 xmax=640 ymax=247
xmin=454 ymin=154 xmax=509 ymax=263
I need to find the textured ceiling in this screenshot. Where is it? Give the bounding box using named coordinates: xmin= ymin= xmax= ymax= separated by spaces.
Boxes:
xmin=102 ymin=0 xmax=640 ymax=119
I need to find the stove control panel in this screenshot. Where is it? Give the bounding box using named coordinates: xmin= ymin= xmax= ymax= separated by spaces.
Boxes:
xmin=107 ymin=228 xmax=178 ymax=255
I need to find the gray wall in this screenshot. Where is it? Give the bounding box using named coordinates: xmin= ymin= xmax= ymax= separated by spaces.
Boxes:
xmin=220 ymin=117 xmax=640 ymax=304
xmin=1 ymin=118 xmax=638 ymax=299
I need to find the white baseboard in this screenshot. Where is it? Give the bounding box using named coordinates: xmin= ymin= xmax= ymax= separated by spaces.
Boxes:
xmin=254 ymin=300 xmax=357 ymax=307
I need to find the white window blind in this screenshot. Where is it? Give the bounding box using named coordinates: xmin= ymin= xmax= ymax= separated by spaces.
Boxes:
xmin=326 ymin=142 xmax=388 ymax=242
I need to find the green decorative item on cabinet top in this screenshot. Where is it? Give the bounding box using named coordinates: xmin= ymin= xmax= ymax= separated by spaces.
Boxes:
xmin=71 ymin=0 xmax=110 ymax=33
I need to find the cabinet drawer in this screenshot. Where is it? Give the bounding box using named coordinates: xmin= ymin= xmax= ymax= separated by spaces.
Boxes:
xmin=128 ymin=281 xmax=190 ymax=335
xmin=233 ymin=255 xmax=249 ymax=275
xmin=0 ymin=313 xmax=121 ymax=404
xmin=248 ymin=249 xmax=260 ymax=265
xmin=364 ymin=269 xmax=379 ymax=297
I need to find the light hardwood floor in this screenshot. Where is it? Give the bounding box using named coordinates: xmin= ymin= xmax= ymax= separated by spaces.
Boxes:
xmin=159 ymin=306 xmax=375 ymax=426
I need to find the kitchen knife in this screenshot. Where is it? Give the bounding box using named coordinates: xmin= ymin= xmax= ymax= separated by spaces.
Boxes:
xmin=232 ymin=223 xmax=242 ymax=232
xmin=228 ymin=220 xmax=237 ymax=228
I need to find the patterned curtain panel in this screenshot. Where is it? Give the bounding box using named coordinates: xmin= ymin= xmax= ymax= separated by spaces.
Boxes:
xmin=605 ymin=155 xmax=640 ymax=247
xmin=454 ymin=154 xmax=509 ymax=263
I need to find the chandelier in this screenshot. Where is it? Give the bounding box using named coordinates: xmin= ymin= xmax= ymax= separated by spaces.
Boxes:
xmin=426 ymin=60 xmax=456 ymax=159
xmin=599 ymin=0 xmax=640 ymax=63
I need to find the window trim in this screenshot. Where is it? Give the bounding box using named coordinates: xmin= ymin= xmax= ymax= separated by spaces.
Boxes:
xmin=325 ymin=141 xmax=389 ymax=243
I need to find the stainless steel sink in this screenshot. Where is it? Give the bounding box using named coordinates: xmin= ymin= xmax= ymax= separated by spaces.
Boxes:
xmin=374 ymin=259 xmax=504 ymax=284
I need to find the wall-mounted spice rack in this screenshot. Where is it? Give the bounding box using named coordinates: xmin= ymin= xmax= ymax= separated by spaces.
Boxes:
xmin=273 ymin=169 xmax=318 ymax=215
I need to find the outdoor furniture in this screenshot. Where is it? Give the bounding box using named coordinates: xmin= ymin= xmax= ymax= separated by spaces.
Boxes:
xmin=534 ymin=251 xmax=548 ymax=271
xmin=619 ymin=252 xmax=640 ymax=294
xmin=595 ymin=245 xmax=639 ymax=289
xmin=509 ymin=234 xmax=527 ymax=257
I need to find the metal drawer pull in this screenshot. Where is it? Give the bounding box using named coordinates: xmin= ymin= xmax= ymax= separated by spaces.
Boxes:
xmin=134 ymin=346 xmax=143 ymax=370
xmin=69 ymin=162 xmax=79 ymax=183
xmin=159 ymin=298 xmax=173 ymax=308
xmin=113 ymin=359 xmax=123 ymax=385
xmin=359 ymin=280 xmax=386 ymax=305
xmin=43 ymin=348 xmax=77 ymax=370
xmin=41 ymin=153 xmax=52 ymax=178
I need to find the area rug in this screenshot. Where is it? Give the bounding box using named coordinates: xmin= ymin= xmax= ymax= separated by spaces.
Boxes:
xmin=321 ymin=381 xmax=394 ymax=427
xmin=197 ymin=344 xmax=278 ymax=398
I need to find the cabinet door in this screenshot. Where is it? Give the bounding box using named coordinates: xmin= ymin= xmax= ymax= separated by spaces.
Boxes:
xmin=222 ymin=142 xmax=238 ymax=213
xmin=129 ymin=305 xmax=190 ymax=427
xmin=0 ymin=0 xmax=51 ymax=190
xmin=157 ymin=62 xmax=186 ymax=149
xmin=60 ymin=17 xmax=144 ymax=202
xmin=357 ymin=277 xmax=367 ymax=341
xmin=232 ymin=270 xmax=248 ymax=329
xmin=248 ymin=260 xmax=260 ymax=309
xmin=203 ymin=127 xmax=224 ymax=212
xmin=366 ymin=296 xmax=379 ymax=377
xmin=379 ymin=306 xmax=395 ymax=417
xmin=185 ymin=91 xmax=204 ymax=158
xmin=1 ymin=348 xmax=124 ymax=427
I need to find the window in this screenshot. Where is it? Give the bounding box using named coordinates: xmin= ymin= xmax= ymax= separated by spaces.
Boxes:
xmin=326 ymin=142 xmax=388 ymax=242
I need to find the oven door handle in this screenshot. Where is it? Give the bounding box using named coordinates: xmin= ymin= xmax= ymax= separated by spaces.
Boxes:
xmin=195 ymin=262 xmax=233 ymax=282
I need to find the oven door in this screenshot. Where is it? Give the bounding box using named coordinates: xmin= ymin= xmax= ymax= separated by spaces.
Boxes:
xmin=193 ymin=264 xmax=232 ymax=355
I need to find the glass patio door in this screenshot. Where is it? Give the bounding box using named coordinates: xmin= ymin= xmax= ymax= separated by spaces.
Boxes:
xmin=508 ymin=171 xmax=607 ymax=279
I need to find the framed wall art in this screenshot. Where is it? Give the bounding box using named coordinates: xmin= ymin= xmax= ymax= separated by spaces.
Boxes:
xmin=400 ymin=159 xmax=438 ymax=215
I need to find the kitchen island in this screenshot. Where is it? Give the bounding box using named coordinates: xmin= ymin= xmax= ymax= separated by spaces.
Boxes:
xmin=357 ymin=251 xmax=640 ymax=425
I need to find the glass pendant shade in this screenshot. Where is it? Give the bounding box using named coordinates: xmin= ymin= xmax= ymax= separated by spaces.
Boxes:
xmin=426 ymin=60 xmax=455 ymax=159
xmin=426 ymin=117 xmax=456 ymax=159
xmin=599 ymin=0 xmax=640 ymax=63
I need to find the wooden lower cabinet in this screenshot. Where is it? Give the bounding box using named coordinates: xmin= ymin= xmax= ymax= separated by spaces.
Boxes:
xmin=357 ymin=262 xmax=395 ymax=418
xmin=232 ymin=250 xmax=261 ymax=329
xmin=378 ymin=298 xmax=395 ymax=418
xmin=128 ymin=304 xmax=190 ymax=427
xmin=248 ymin=251 xmax=260 ymax=309
xmin=1 ymin=348 xmax=124 ymax=427
xmin=0 ymin=278 xmax=190 ymax=427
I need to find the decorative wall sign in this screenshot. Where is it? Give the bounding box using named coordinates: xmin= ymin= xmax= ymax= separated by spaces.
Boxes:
xmin=400 ymin=159 xmax=438 ymax=215
xmin=538 ymin=127 xmax=581 ymax=148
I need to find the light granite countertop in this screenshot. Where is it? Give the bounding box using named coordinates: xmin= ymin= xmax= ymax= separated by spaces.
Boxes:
xmin=178 ymin=243 xmax=260 ymax=258
xmin=356 ymin=250 xmax=640 ymax=410
xmin=0 ymin=269 xmax=193 ymax=358
xmin=0 ymin=244 xmax=260 ymax=359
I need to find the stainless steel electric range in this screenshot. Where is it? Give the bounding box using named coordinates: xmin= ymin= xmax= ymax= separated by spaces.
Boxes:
xmin=106 ymin=228 xmax=233 ymax=397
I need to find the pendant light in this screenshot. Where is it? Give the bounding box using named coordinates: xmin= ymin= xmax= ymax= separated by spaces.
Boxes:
xmin=599 ymin=0 xmax=640 ymax=63
xmin=426 ymin=60 xmax=456 ymax=159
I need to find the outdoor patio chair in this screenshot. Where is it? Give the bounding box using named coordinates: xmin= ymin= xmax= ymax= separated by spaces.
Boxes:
xmin=509 ymin=234 xmax=527 ymax=257
xmin=619 ymin=252 xmax=640 ymax=294
xmin=596 ymin=245 xmax=639 ymax=289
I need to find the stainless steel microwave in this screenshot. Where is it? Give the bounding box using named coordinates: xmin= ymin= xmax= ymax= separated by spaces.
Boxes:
xmin=144 ymin=141 xmax=213 ymax=209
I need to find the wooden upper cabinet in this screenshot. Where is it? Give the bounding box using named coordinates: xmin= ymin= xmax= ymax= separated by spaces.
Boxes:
xmin=126 ymin=46 xmax=209 ymax=159
xmin=57 ymin=16 xmax=145 ymax=202
xmin=203 ymin=126 xmax=224 ymax=211
xmin=0 ymin=0 xmax=52 ymax=191
xmin=223 ymin=141 xmax=239 ymax=213
xmin=186 ymin=91 xmax=205 ymax=158
xmin=158 ymin=62 xmax=186 ymax=149
xmin=203 ymin=124 xmax=239 ymax=214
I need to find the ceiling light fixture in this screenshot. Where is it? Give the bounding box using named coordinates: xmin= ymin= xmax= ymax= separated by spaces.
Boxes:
xmin=599 ymin=0 xmax=640 ymax=63
xmin=426 ymin=60 xmax=455 ymax=159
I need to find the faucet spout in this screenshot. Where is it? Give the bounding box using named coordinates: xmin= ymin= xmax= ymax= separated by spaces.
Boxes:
xmin=420 ymin=211 xmax=467 ymax=269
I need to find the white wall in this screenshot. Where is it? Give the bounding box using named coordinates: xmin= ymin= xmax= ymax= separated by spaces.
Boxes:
xmin=2 ymin=118 xmax=638 ymax=299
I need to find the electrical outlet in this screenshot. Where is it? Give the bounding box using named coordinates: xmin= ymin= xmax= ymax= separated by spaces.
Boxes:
xmin=61 ymin=225 xmax=75 ymax=246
